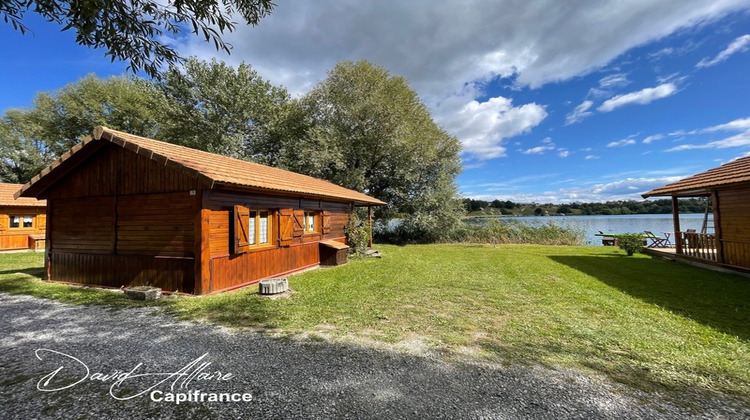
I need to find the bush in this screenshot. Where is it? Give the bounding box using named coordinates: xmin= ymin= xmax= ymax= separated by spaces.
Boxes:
xmin=345 ymin=214 xmax=372 ymax=257
xmin=617 ymin=233 xmax=645 ymax=256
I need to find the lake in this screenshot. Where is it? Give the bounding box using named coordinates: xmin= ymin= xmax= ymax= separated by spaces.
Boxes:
xmin=493 ymin=214 xmax=713 ymax=246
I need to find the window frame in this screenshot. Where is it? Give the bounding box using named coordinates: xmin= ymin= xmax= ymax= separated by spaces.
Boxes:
xmin=9 ymin=215 xmax=33 ymax=229
xmin=303 ymin=210 xmax=320 ymax=235
xmin=235 ymin=206 xmax=276 ymax=254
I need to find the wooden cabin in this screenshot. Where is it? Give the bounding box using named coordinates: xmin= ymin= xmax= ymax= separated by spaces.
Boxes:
xmin=17 ymin=126 xmax=385 ymax=294
xmin=0 ymin=183 xmax=46 ymax=251
xmin=642 ymin=155 xmax=750 ymax=272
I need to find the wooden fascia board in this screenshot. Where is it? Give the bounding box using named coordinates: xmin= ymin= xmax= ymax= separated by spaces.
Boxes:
xmin=16 ymin=137 xmax=105 ymax=199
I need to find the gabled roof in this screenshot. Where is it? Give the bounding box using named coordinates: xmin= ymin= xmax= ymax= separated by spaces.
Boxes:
xmin=0 ymin=183 xmax=45 ymax=207
xmin=17 ymin=126 xmax=386 ymax=206
xmin=642 ymin=155 xmax=750 ymax=197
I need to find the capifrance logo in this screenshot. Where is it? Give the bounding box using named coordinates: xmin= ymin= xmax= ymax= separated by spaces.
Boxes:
xmin=150 ymin=390 xmax=253 ymax=404
xmin=35 ymin=348 xmax=253 ymax=403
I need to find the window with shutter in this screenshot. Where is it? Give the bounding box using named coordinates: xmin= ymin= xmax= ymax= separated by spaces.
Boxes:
xmin=279 ymin=208 xmax=294 ymax=246
xmin=234 ymin=205 xmax=251 ymax=254
xmin=292 ymin=210 xmax=305 ymax=237
xmin=322 ymin=211 xmax=331 ymax=234
xmin=234 ymin=206 xmax=275 ymax=253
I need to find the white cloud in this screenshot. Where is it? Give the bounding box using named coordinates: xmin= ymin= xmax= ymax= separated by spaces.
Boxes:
xmin=668 ymin=130 xmax=750 ymax=151
xmin=702 ymin=117 xmax=750 ymax=132
xmin=558 ymin=149 xmax=570 ymax=158
xmin=642 ymin=134 xmax=665 ymax=144
xmin=649 ymin=47 xmax=675 ymax=59
xmin=188 ymin=0 xmax=747 ymax=96
xmin=585 ymin=155 xmax=600 ymax=160
xmin=598 ymin=83 xmax=678 ymax=112
xmin=607 ymin=138 xmax=637 ymax=147
xmin=463 ymin=176 xmax=687 ymax=203
xmin=521 ymin=145 xmax=555 ymax=155
xmin=598 ymin=73 xmax=630 ymax=89
xmin=437 ymin=94 xmax=547 ymax=159
xmin=178 ymin=0 xmax=749 ymax=162
xmin=565 ymin=100 xmax=594 ymax=125
xmin=665 ymin=116 xmax=750 ymax=151
xmin=588 ymin=177 xmax=685 ymax=198
xmin=697 ymin=34 xmax=750 ymax=67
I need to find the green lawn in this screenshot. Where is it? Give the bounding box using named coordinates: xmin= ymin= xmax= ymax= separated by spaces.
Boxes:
xmin=1 ymin=245 xmax=749 ymax=401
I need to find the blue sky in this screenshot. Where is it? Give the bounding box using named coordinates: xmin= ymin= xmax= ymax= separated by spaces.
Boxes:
xmin=2 ymin=1 xmax=749 ymax=203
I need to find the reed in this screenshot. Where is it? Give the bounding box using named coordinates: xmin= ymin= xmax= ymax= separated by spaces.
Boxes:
xmin=449 ymin=219 xmax=585 ymax=246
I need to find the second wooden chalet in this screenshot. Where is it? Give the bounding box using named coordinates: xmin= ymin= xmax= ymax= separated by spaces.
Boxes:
xmin=0 ymin=183 xmax=46 ymax=251
xmin=17 ymin=126 xmax=385 ymax=294
xmin=643 ymin=154 xmax=750 ymax=272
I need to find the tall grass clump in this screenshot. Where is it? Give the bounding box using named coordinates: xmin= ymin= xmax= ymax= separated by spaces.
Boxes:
xmin=450 ymin=219 xmax=584 ymax=245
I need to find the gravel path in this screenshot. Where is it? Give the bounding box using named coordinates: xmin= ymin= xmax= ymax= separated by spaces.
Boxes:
xmin=0 ymin=293 xmax=747 ymax=419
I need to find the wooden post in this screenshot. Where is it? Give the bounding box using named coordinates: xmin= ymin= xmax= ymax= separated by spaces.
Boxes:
xmin=711 ymin=190 xmax=723 ymax=264
xmin=672 ymin=196 xmax=682 ymax=254
xmin=193 ymin=192 xmax=212 ymax=295
xmin=368 ymin=206 xmax=373 ymax=248
xmin=45 ymin=200 xmax=53 ymax=281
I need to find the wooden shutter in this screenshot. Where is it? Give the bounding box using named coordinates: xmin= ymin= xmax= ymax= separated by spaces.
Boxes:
xmin=233 ymin=205 xmax=250 ymax=254
xmin=322 ymin=210 xmax=331 ymax=234
xmin=279 ymin=208 xmax=294 ymax=246
xmin=292 ymin=210 xmax=305 ymax=237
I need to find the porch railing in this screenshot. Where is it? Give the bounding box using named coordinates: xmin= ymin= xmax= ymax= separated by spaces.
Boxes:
xmin=678 ymin=232 xmax=717 ymax=262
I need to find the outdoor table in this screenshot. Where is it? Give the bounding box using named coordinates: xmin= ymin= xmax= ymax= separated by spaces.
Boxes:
xmin=661 ymin=232 xmax=674 ymax=247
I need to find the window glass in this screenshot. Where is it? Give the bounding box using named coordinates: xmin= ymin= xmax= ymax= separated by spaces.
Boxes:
xmin=23 ymin=216 xmax=33 ymax=228
xmin=9 ymin=216 xmax=19 ymax=228
xmin=259 ymin=211 xmax=269 ymax=244
xmin=248 ymin=211 xmax=257 ymax=245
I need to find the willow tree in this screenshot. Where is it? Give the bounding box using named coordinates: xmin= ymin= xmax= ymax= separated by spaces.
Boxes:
xmin=293 ymin=60 xmax=463 ymax=242
xmin=156 ymin=57 xmax=292 ymax=160
xmin=0 ymin=74 xmax=166 ymax=182
xmin=1 ymin=0 xmax=275 ymax=77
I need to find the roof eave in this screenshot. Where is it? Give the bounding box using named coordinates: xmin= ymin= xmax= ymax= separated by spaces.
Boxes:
xmin=213 ymin=181 xmax=386 ymax=206
xmin=642 ymin=188 xmax=712 ymax=198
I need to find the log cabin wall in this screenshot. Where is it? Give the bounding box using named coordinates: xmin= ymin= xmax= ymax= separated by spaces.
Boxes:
xmin=200 ymin=190 xmax=351 ymax=293
xmin=716 ymin=185 xmax=750 ymax=269
xmin=0 ymin=206 xmax=46 ymax=250
xmin=47 ymin=144 xmax=203 ymax=200
xmin=45 ymin=144 xmax=202 ymax=293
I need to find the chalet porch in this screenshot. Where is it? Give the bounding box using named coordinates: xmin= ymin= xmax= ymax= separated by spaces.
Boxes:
xmin=642 ymin=155 xmax=750 ymax=275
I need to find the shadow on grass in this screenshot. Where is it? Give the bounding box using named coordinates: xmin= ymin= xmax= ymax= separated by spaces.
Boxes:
xmin=0 ymin=268 xmax=45 ymax=276
xmin=549 ymin=254 xmax=750 ymax=341
xmin=166 ymin=290 xmax=291 ymax=331
xmin=0 ymin=272 xmax=155 ymax=308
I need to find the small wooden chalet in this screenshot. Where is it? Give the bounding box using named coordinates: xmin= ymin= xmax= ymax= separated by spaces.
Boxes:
xmin=642 ymin=155 xmax=750 ymax=272
xmin=0 ymin=183 xmax=46 ymax=251
xmin=17 ymin=126 xmax=385 ymax=294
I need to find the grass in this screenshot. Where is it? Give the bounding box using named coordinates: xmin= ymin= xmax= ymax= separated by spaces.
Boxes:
xmin=1 ymin=246 xmax=749 ymax=402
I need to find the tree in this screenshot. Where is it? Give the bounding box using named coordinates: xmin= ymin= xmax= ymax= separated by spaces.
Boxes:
xmin=0 ymin=74 xmax=166 ymax=182
xmin=156 ymin=57 xmax=292 ymax=159
xmin=557 ymin=205 xmax=572 ymax=214
xmin=293 ymin=60 xmax=463 ymax=242
xmin=0 ymin=111 xmax=54 ymax=183
xmin=0 ymin=0 xmax=274 ymax=77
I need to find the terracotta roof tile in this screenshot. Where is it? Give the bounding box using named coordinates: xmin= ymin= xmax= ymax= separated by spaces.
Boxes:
xmin=20 ymin=127 xmax=386 ymax=206
xmin=0 ymin=183 xmax=46 ymax=207
xmin=643 ymin=155 xmax=750 ymax=197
